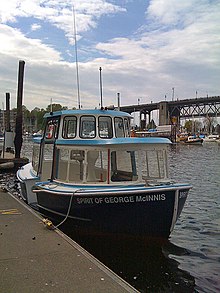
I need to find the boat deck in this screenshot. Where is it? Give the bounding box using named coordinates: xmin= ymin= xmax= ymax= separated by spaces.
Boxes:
xmin=0 ymin=189 xmax=138 ymax=293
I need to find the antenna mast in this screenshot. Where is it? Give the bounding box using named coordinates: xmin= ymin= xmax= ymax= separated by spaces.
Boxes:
xmin=72 ymin=4 xmax=81 ymax=109
xmin=99 ymin=67 xmax=103 ymax=108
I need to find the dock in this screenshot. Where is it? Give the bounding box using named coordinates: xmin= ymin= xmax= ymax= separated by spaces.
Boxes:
xmin=0 ymin=189 xmax=138 ymax=293
xmin=0 ymin=151 xmax=29 ymax=170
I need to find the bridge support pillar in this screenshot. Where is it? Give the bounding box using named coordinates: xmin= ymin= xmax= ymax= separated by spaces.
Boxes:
xmin=159 ymin=102 xmax=169 ymax=125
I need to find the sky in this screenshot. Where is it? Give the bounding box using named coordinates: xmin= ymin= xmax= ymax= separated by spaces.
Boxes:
xmin=0 ymin=0 xmax=219 ymax=111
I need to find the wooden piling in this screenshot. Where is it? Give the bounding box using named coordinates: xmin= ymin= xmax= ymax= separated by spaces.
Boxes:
xmin=14 ymin=60 xmax=25 ymax=159
xmin=5 ymin=93 xmax=11 ymax=132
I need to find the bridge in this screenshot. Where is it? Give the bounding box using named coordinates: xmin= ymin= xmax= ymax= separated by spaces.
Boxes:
xmin=120 ymin=96 xmax=220 ymax=127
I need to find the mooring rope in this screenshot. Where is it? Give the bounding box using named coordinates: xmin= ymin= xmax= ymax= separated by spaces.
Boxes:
xmin=54 ymin=192 xmax=74 ymax=229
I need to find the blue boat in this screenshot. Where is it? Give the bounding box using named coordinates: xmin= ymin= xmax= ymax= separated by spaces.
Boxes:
xmin=17 ymin=107 xmax=191 ymax=239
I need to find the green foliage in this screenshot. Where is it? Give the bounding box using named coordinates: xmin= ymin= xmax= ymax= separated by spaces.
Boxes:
xmin=184 ymin=120 xmax=193 ymax=133
xmin=19 ymin=103 xmax=69 ymax=131
xmin=184 ymin=120 xmax=202 ymax=133
xmin=147 ymin=119 xmax=156 ymax=130
xmin=203 ymin=116 xmax=216 ymax=134
xmin=215 ymin=124 xmax=220 ymax=134
xmin=45 ymin=103 xmax=68 ymax=112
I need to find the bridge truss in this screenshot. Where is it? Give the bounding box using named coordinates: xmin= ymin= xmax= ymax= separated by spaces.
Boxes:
xmin=169 ymin=96 xmax=220 ymax=119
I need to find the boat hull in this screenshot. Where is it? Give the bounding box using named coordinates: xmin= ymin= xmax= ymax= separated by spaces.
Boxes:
xmin=17 ymin=163 xmax=38 ymax=205
xmin=36 ymin=186 xmax=190 ymax=238
xmin=184 ymin=140 xmax=203 ymax=145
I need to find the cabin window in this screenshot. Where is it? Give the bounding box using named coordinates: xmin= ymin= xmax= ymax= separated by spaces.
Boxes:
xmin=40 ymin=143 xmax=54 ymax=180
xmin=114 ymin=117 xmax=124 ymax=137
xmin=124 ymin=118 xmax=130 ymax=137
xmin=32 ymin=143 xmax=41 ymax=173
xmin=142 ymin=149 xmax=167 ymax=180
xmin=62 ymin=116 xmax=77 ymax=138
xmin=80 ymin=116 xmax=96 ymax=138
xmin=87 ymin=150 xmax=108 ymax=182
xmin=111 ymin=150 xmax=138 ymax=182
xmin=45 ymin=118 xmax=59 ymax=140
xmin=98 ymin=116 xmax=113 ymax=138
xmin=56 ymin=148 xmax=85 ymax=182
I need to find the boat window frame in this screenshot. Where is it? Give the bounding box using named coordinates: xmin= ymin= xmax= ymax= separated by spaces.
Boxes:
xmin=54 ymin=147 xmax=85 ymax=183
xmin=98 ymin=116 xmax=113 ymax=139
xmin=142 ymin=148 xmax=169 ymax=180
xmin=62 ymin=115 xmax=77 ymax=139
xmin=110 ymin=149 xmax=138 ymax=182
xmin=32 ymin=141 xmax=41 ymax=175
xmin=79 ymin=115 xmax=96 ymax=139
xmin=44 ymin=117 xmax=60 ymax=141
xmin=114 ymin=117 xmax=125 ymax=138
xmin=124 ymin=118 xmax=130 ymax=137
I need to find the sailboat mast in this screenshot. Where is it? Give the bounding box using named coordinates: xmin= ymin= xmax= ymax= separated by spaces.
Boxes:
xmin=72 ymin=5 xmax=81 ymax=109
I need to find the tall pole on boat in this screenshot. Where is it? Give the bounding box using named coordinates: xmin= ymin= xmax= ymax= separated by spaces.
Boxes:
xmin=50 ymin=98 xmax=53 ymax=113
xmin=72 ymin=4 xmax=81 ymax=109
xmin=117 ymin=92 xmax=120 ymax=110
xmin=99 ymin=67 xmax=103 ymax=108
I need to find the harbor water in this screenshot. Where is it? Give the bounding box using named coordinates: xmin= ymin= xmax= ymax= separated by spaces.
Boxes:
xmin=1 ymin=141 xmax=220 ymax=292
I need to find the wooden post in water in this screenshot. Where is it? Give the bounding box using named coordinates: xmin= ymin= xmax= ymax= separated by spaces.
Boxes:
xmin=14 ymin=60 xmax=25 ymax=159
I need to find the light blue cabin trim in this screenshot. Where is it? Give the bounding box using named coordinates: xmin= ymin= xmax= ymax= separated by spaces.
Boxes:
xmin=55 ymin=137 xmax=172 ymax=146
xmin=33 ymin=137 xmax=42 ymax=144
xmin=35 ymin=180 xmax=192 ymax=194
xmin=44 ymin=109 xmax=132 ymax=119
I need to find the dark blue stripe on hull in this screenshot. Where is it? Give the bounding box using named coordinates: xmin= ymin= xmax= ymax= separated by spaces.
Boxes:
xmin=36 ymin=189 xmax=187 ymax=238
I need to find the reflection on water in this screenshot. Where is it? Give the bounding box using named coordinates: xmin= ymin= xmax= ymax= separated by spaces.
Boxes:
xmin=3 ymin=141 xmax=220 ymax=292
xmin=169 ymin=143 xmax=220 ymax=293
xmin=61 ymin=226 xmax=196 ymax=292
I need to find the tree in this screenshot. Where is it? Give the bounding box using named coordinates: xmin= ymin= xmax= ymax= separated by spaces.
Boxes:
xmin=184 ymin=119 xmax=202 ymax=133
xmin=31 ymin=107 xmax=46 ymax=131
xmin=194 ymin=120 xmax=202 ymax=133
xmin=45 ymin=103 xmax=68 ymax=113
xmin=203 ymin=116 xmax=216 ymax=134
xmin=147 ymin=119 xmax=156 ymax=129
xmin=215 ymin=124 xmax=220 ymax=134
xmin=184 ymin=120 xmax=193 ymax=133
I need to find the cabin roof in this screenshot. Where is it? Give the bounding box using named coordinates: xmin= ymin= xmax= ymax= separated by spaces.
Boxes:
xmin=43 ymin=109 xmax=132 ymax=118
xmin=55 ymin=137 xmax=171 ymax=146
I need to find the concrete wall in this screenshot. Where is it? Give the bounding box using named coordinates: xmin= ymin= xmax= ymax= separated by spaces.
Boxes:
xmin=159 ymin=102 xmax=169 ymax=125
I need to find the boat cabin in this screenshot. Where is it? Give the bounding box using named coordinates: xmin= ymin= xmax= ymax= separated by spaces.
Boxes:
xmin=32 ymin=109 xmax=171 ymax=185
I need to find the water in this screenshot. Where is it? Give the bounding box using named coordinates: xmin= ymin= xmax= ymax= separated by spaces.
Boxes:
xmin=168 ymin=143 xmax=220 ymax=293
xmin=2 ymin=141 xmax=220 ymax=292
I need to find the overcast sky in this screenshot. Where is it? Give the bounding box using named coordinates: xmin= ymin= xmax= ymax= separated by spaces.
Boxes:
xmin=0 ymin=0 xmax=219 ymax=111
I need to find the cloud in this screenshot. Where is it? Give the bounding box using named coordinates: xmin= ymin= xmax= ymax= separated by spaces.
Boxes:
xmin=0 ymin=24 xmax=61 ymax=61
xmin=31 ymin=23 xmax=41 ymax=31
xmin=0 ymin=0 xmax=219 ymax=111
xmin=0 ymin=0 xmax=126 ymax=41
xmin=93 ymin=0 xmax=220 ymax=100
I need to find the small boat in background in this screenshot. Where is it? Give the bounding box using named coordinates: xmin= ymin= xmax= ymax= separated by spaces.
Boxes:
xmin=176 ymin=132 xmax=188 ymax=143
xmin=184 ymin=135 xmax=203 ymax=145
xmin=203 ymin=134 xmax=220 ymax=142
xmin=32 ymin=130 xmax=43 ymax=138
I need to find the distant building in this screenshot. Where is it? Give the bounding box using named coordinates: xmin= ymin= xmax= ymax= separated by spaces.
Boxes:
xmin=0 ymin=109 xmax=37 ymax=134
